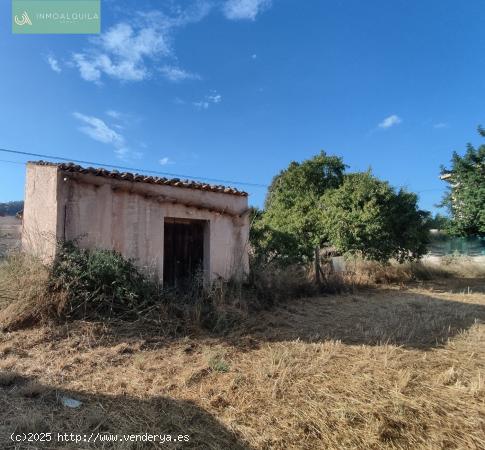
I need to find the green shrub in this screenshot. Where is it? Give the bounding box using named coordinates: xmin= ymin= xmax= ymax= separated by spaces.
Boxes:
xmin=50 ymin=242 xmax=161 ymax=320
xmin=49 ymin=244 xmax=247 ymax=329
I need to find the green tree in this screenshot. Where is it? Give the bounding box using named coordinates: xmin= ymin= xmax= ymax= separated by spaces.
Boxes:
xmin=426 ymin=213 xmax=451 ymax=231
xmin=322 ymin=172 xmax=429 ymax=262
xmin=263 ymin=151 xmax=346 ymax=260
xmin=249 ymin=208 xmax=303 ymax=266
xmin=440 ymin=127 xmax=485 ymax=236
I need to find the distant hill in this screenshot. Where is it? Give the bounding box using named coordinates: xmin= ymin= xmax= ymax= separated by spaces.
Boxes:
xmin=0 ymin=201 xmax=24 ymax=216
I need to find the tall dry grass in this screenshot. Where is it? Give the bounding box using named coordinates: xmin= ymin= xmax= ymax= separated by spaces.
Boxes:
xmin=332 ymin=256 xmax=485 ymax=288
xmin=0 ymin=253 xmax=66 ymax=331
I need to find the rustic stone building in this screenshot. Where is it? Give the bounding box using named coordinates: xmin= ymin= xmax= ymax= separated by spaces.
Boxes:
xmin=22 ymin=161 xmax=250 ymax=285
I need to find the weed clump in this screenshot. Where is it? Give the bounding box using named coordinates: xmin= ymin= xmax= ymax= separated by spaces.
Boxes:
xmin=208 ymin=352 xmax=230 ymax=373
xmin=50 ymin=242 xmax=161 ymax=320
xmin=0 ymin=243 xmax=164 ymax=330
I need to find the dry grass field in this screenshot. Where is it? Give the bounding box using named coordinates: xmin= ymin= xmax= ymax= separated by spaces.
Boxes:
xmin=0 ymin=216 xmax=21 ymax=258
xmin=0 ymin=276 xmax=484 ymax=449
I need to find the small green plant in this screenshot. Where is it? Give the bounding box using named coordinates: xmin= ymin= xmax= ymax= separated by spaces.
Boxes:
xmin=208 ymin=352 xmax=230 ymax=373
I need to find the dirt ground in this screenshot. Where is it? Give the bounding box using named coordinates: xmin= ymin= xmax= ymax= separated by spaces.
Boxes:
xmin=0 ymin=277 xmax=484 ymax=449
xmin=0 ymin=216 xmax=21 ymax=258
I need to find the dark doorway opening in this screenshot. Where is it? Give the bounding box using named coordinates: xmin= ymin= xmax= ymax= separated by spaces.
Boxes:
xmin=163 ymin=218 xmax=206 ymax=287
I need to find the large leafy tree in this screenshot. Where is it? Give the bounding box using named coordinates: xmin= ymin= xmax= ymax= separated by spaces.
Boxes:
xmin=321 ymin=172 xmax=429 ymax=262
xmin=440 ymin=127 xmax=485 ymax=236
xmin=249 ymin=208 xmax=304 ymax=266
xmin=255 ymin=153 xmax=429 ymax=265
xmin=263 ymin=151 xmax=346 ymax=259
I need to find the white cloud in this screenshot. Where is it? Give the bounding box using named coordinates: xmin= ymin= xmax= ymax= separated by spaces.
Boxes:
xmin=73 ymin=112 xmax=142 ymax=161
xmin=159 ymin=157 xmax=174 ymax=165
xmin=105 ymin=109 xmax=140 ymax=126
xmin=73 ymin=112 xmax=125 ymax=147
xmin=106 ymin=109 xmax=121 ymax=119
xmin=72 ymin=21 xmax=167 ymax=83
xmin=223 ymin=0 xmax=271 ymax=20
xmin=69 ymin=2 xmax=271 ymax=83
xmin=115 ymin=148 xmax=143 ymax=160
xmin=46 ymin=54 xmax=61 ymax=73
xmin=193 ymin=91 xmax=223 ymax=110
xmin=433 ymin=122 xmax=447 ymax=129
xmin=72 ymin=53 xmax=102 ymax=82
xmin=207 ymin=93 xmax=222 ymax=103
xmin=71 ymin=4 xmax=212 ymax=84
xmin=193 ymin=101 xmax=210 ymax=110
xmin=159 ymin=65 xmax=200 ymax=82
xmin=378 ymin=114 xmax=402 ymax=129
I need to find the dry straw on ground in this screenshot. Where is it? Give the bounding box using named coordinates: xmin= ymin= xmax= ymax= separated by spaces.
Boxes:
xmin=0 ymin=277 xmax=484 ymax=449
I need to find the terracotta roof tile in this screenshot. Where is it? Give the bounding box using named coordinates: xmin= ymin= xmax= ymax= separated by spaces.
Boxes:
xmin=29 ymin=161 xmax=248 ymax=197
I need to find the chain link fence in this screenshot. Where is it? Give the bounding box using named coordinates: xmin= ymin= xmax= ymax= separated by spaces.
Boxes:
xmin=427 ymin=234 xmax=485 ymax=257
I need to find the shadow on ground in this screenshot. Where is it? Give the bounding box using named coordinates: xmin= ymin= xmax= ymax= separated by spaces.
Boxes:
xmin=2 ymin=280 xmax=485 ymax=361
xmin=231 ymin=282 xmax=485 ymax=350
xmin=37 ymin=280 xmax=485 ymax=352
xmin=0 ymin=373 xmax=251 ymax=450
xmin=415 ymin=277 xmax=485 ymax=294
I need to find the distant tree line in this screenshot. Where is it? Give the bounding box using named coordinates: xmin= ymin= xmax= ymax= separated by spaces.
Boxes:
xmin=0 ymin=201 xmax=23 ymax=216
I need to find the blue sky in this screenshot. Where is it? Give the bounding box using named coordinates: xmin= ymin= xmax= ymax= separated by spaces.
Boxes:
xmin=1 ymin=0 xmax=484 ymax=213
